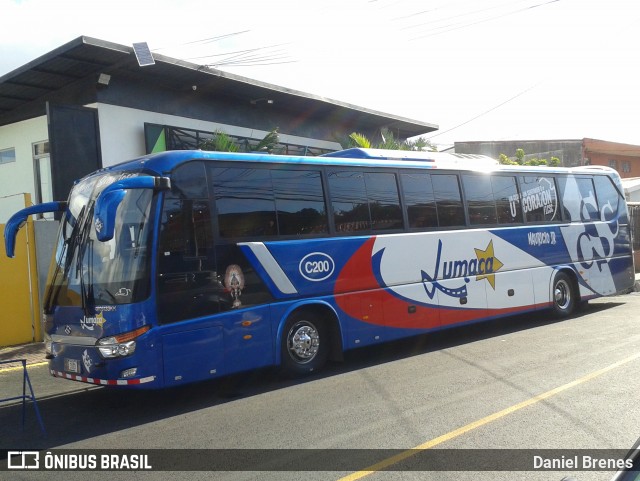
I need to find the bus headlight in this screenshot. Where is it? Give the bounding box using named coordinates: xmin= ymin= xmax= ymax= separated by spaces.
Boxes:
xmin=97 ymin=325 xmax=150 ymax=359
xmin=98 ymin=339 xmax=137 ymax=358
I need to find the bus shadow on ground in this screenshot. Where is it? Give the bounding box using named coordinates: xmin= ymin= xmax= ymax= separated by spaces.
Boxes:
xmin=0 ymin=301 xmax=622 ymax=451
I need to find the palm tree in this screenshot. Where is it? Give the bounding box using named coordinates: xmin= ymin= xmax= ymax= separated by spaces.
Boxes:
xmin=200 ymin=128 xmax=280 ymax=153
xmin=346 ymin=128 xmax=437 ymax=151
xmin=200 ymin=130 xmax=240 ymax=152
xmin=254 ymin=127 xmax=280 ymax=153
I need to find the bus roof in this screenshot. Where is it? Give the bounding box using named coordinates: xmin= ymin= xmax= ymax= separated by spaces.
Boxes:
xmin=321 ymin=147 xmax=498 ymax=164
xmin=98 ymin=149 xmax=620 ymax=179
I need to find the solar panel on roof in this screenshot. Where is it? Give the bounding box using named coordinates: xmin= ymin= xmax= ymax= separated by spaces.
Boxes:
xmin=132 ymin=42 xmax=155 ymax=67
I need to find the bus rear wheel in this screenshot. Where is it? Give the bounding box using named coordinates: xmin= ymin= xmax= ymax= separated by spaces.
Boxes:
xmin=551 ymin=272 xmax=576 ymax=318
xmin=281 ymin=311 xmax=328 ymax=376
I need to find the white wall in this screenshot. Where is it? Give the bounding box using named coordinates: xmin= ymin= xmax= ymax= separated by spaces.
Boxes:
xmin=0 ymin=116 xmax=48 ymax=223
xmin=627 ymin=189 xmax=640 ymax=203
xmin=0 ymin=105 xmax=343 ymax=220
xmin=95 ymin=103 xmax=341 ymax=167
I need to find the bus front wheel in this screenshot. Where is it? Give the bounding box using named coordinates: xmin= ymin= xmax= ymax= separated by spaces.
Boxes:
xmin=281 ymin=311 xmax=328 ymax=376
xmin=551 ymin=272 xmax=576 ymax=318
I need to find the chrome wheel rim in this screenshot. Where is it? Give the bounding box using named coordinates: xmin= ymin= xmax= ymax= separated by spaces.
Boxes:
xmin=287 ymin=321 xmax=320 ymax=364
xmin=554 ymin=279 xmax=571 ymax=310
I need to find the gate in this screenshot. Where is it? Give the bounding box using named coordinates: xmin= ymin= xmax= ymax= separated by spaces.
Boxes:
xmin=0 ymin=194 xmax=41 ymax=347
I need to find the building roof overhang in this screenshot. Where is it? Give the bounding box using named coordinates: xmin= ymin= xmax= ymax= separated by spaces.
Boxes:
xmin=0 ymin=36 xmax=438 ymax=138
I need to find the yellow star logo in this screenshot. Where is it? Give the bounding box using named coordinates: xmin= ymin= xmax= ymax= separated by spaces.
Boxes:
xmin=474 ymin=240 xmax=503 ymax=289
xmin=94 ymin=311 xmax=106 ymax=327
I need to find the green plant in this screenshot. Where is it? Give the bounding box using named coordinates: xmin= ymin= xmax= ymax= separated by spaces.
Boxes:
xmin=346 ymin=130 xmax=436 ymax=151
xmin=498 ymin=149 xmax=561 ymax=167
xmin=200 ymin=130 xmax=240 ymax=152
xmin=254 ymin=128 xmax=280 ymax=153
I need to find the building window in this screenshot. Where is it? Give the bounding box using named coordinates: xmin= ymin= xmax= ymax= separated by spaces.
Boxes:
xmin=609 ymin=159 xmax=618 ymax=169
xmin=0 ymin=147 xmax=16 ymax=165
xmin=33 ymin=141 xmax=52 ymax=218
xmin=622 ymin=160 xmax=631 ymax=173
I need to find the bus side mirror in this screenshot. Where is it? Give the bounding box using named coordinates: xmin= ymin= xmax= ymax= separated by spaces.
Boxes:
xmin=94 ymin=176 xmax=170 ymax=242
xmin=4 ymin=201 xmax=67 ymax=258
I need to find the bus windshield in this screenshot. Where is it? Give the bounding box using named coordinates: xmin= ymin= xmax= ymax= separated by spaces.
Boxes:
xmin=44 ymin=172 xmax=154 ymax=311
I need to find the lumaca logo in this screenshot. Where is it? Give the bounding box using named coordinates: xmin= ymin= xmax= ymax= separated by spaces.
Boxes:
xmin=80 ymin=311 xmax=106 ymax=330
xmin=422 ymin=239 xmax=504 ymax=299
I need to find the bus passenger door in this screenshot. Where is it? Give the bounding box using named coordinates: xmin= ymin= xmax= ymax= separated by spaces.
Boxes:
xmin=156 ymin=161 xmax=231 ymax=383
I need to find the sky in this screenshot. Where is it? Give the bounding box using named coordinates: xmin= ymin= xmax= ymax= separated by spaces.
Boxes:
xmin=2 ymin=0 xmax=640 ymax=151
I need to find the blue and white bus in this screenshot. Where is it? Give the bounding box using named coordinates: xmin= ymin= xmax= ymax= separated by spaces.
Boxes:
xmin=4 ymin=148 xmax=635 ymax=388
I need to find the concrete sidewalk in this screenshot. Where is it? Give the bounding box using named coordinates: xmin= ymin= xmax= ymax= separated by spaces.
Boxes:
xmin=0 ymin=341 xmax=46 ymax=367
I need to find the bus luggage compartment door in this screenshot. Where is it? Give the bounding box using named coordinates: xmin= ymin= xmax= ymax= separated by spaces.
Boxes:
xmin=162 ymin=327 xmax=223 ymax=386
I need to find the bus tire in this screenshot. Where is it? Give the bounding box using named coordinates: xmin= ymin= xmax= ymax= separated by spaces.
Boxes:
xmin=281 ymin=310 xmax=328 ymax=376
xmin=551 ymin=272 xmax=576 ymax=318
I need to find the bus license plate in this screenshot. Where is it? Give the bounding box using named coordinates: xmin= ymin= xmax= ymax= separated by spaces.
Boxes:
xmin=64 ymin=358 xmax=80 ymax=374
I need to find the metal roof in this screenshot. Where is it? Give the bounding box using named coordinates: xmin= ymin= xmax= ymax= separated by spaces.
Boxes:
xmin=0 ymin=36 xmax=438 ymax=137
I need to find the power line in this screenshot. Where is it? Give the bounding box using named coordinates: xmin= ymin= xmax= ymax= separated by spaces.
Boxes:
xmin=407 ymin=0 xmax=561 ymax=40
xmin=427 ymin=82 xmax=541 ymax=139
xmin=400 ymin=0 xmax=531 ymax=30
xmin=184 ymin=43 xmax=289 ymax=61
xmin=151 ymin=31 xmax=251 ymax=51
xmin=152 ymin=32 xmax=296 ymax=69
xmin=395 ymin=0 xmax=529 ymax=23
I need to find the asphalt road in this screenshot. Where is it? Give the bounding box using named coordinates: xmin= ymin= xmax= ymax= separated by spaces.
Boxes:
xmin=2 ymin=293 xmax=640 ymax=481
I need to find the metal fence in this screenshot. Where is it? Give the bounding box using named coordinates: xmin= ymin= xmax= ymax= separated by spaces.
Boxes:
xmin=629 ymin=203 xmax=640 ymax=271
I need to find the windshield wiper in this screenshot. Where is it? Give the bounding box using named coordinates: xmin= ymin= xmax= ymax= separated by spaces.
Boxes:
xmin=76 ymin=204 xmax=96 ymax=316
xmin=44 ymin=206 xmax=86 ymax=313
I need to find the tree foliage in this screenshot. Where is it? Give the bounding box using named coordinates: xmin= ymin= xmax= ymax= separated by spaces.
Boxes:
xmin=499 ymin=148 xmax=560 ymax=167
xmin=254 ymin=127 xmax=280 ymax=153
xmin=199 ymin=126 xmax=438 ymax=156
xmin=349 ymin=132 xmax=371 ymax=149
xmin=200 ymin=130 xmax=240 ymax=152
xmin=347 ymin=128 xmax=437 ymax=151
xmin=200 ymin=128 xmax=280 ymax=153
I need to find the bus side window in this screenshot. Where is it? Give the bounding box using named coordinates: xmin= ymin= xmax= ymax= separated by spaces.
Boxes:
xmin=272 ymin=169 xmax=328 ymax=235
xmin=519 ymin=175 xmax=559 ymax=223
xmin=328 ymin=171 xmax=369 ymax=232
xmin=558 ymin=176 xmax=599 ymax=222
xmin=594 ymin=175 xmax=625 ymax=223
xmin=327 ymin=170 xmax=403 ymax=232
xmin=492 ymin=176 xmax=522 ymax=224
xmin=463 ymin=174 xmax=497 ymax=225
xmin=212 ymin=167 xmax=276 ymax=238
xmin=401 ymin=172 xmax=438 ymax=229
xmin=365 ymin=172 xmax=403 ymax=231
xmin=432 ymin=174 xmax=465 ymax=227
